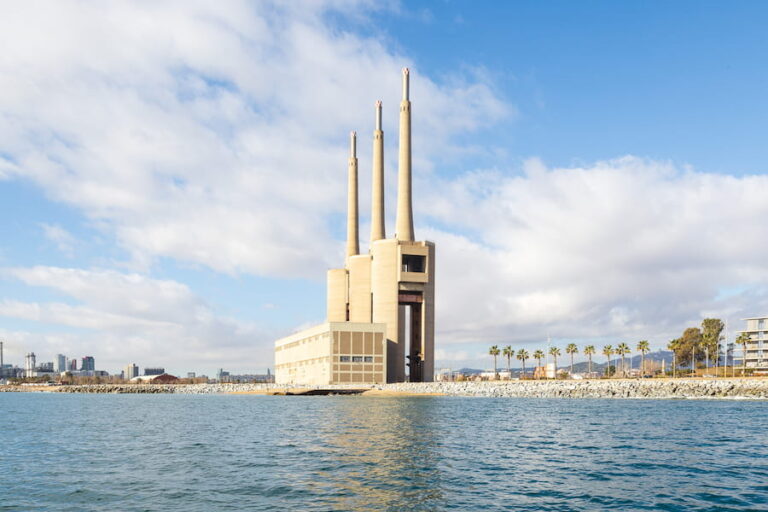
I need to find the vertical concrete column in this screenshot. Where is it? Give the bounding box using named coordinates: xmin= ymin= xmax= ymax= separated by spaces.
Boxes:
xmin=371 ymin=101 xmax=386 ymax=242
xmin=346 ymin=131 xmax=359 ymax=258
xmin=395 ymin=68 xmax=414 ymax=242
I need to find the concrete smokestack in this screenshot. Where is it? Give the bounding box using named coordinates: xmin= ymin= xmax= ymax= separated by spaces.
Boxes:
xmin=395 ymin=68 xmax=414 ymax=242
xmin=370 ymin=101 xmax=385 ymax=242
xmin=346 ymin=131 xmax=359 ymax=258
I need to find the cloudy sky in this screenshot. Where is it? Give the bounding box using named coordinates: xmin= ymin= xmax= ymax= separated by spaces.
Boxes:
xmin=2 ymin=0 xmax=768 ymax=375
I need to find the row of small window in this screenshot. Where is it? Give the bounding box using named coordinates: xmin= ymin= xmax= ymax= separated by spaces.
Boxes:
xmin=339 ymin=356 xmax=374 ymax=363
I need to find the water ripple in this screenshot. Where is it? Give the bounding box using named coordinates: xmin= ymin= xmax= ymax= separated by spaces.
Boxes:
xmin=1 ymin=394 xmax=767 ymax=511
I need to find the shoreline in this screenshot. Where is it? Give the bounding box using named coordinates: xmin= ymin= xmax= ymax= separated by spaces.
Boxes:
xmin=3 ymin=378 xmax=768 ymax=399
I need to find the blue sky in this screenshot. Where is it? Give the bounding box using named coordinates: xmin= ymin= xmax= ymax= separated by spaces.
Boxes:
xmin=1 ymin=1 xmax=767 ymax=375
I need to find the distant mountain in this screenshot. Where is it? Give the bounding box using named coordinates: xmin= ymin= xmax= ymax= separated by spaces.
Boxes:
xmin=570 ymin=350 xmax=674 ymax=373
xmin=453 ymin=351 xmax=677 ymax=375
xmin=456 ymin=368 xmax=484 ymax=375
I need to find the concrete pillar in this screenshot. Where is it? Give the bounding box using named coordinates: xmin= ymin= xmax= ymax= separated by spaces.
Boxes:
xmin=395 ymin=68 xmax=414 ymax=242
xmin=371 ymin=101 xmax=385 ymax=242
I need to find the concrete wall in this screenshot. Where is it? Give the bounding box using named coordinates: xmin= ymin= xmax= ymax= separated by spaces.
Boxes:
xmin=275 ymin=322 xmax=386 ymax=385
xmin=327 ymin=268 xmax=348 ymax=322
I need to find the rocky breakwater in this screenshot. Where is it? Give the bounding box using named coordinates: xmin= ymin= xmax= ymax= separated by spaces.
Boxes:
xmin=377 ymin=378 xmax=768 ymax=399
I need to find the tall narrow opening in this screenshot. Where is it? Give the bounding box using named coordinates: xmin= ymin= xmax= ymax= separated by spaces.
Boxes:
xmin=399 ymin=291 xmax=424 ymax=382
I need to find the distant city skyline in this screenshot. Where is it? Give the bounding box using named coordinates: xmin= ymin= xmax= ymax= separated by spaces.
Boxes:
xmin=2 ymin=1 xmax=768 ymax=374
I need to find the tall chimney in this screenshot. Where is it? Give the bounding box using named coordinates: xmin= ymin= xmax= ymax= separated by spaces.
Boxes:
xmin=370 ymin=101 xmax=385 ymax=242
xmin=395 ymin=68 xmax=414 ymax=241
xmin=346 ymin=131 xmax=359 ymax=258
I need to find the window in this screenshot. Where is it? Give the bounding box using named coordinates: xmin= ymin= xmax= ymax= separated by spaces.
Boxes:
xmin=340 ymin=356 xmax=350 ymax=362
xmin=364 ymin=356 xmax=373 ymax=363
xmin=759 ymin=319 xmax=765 ymax=329
xmin=352 ymin=356 xmax=363 ymax=363
xmin=402 ymin=254 xmax=426 ymax=273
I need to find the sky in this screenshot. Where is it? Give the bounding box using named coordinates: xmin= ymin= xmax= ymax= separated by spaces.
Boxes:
xmin=2 ymin=0 xmax=768 ymax=375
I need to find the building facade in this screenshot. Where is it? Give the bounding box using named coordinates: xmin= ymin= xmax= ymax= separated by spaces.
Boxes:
xmin=56 ymin=354 xmax=67 ymax=373
xmin=275 ymin=323 xmax=386 ymax=386
xmin=275 ymin=69 xmax=435 ymax=385
xmin=81 ymin=356 xmax=95 ymax=372
xmin=124 ymin=363 xmax=139 ymax=380
xmin=737 ymin=317 xmax=768 ymax=373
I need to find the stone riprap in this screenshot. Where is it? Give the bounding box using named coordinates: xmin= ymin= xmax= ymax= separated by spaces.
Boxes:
xmin=3 ymin=379 xmax=768 ymax=398
xmin=375 ymin=379 xmax=768 ymax=399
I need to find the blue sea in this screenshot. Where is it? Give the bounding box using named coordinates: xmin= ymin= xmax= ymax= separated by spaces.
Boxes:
xmin=1 ymin=394 xmax=767 ymax=511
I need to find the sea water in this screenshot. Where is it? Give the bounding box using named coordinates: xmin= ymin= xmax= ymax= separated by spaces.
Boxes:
xmin=1 ymin=393 xmax=767 ymax=511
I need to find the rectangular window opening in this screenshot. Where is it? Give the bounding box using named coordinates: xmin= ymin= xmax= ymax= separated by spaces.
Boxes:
xmin=402 ymin=254 xmax=426 ymax=273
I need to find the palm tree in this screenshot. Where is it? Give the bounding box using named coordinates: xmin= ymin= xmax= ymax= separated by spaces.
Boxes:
xmin=533 ymin=349 xmax=545 ymax=379
xmin=502 ymin=345 xmax=513 ymax=377
xmin=602 ymin=345 xmax=613 ymax=377
xmin=667 ymin=338 xmax=680 ymax=378
xmin=516 ymin=349 xmax=529 ymax=378
xmin=616 ymin=343 xmax=630 ymax=377
xmin=565 ymin=343 xmax=578 ymax=375
xmin=489 ymin=345 xmax=500 ymax=379
xmin=548 ymin=347 xmax=561 ymax=378
xmin=637 ymin=340 xmax=650 ymax=376
xmin=736 ymin=333 xmax=750 ymax=377
xmin=584 ymin=345 xmax=596 ymax=376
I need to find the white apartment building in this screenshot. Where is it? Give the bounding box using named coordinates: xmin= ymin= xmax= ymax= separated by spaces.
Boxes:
xmin=737 ymin=317 xmax=768 ymax=373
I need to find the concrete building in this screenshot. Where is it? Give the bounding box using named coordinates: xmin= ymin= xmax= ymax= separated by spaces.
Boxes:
xmin=737 ymin=317 xmax=768 ymax=373
xmin=275 ymin=69 xmax=435 ymax=385
xmin=275 ymin=322 xmax=386 ymax=386
xmin=24 ymin=352 xmax=36 ymax=378
xmin=144 ymin=367 xmax=165 ymax=376
xmin=124 ymin=363 xmax=139 ymax=380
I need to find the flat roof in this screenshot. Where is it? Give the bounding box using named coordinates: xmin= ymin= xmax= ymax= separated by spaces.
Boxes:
xmin=274 ymin=321 xmax=386 ymax=347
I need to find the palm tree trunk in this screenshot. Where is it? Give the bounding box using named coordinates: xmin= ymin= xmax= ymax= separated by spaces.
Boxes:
xmin=522 ymin=359 xmax=526 ymax=378
xmin=743 ymin=344 xmax=747 ymax=377
xmin=570 ymin=354 xmax=574 ymax=375
xmin=692 ymin=345 xmax=696 ymax=377
xmin=588 ymin=355 xmax=592 ymax=374
xmin=641 ymin=353 xmax=645 ymax=377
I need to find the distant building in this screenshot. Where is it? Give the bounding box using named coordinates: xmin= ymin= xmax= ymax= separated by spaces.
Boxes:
xmin=130 ymin=373 xmax=179 ymax=384
xmin=124 ymin=364 xmax=139 ymax=380
xmin=144 ymin=367 xmax=165 ymax=376
xmin=737 ymin=317 xmax=768 ymax=373
xmin=24 ymin=353 xmax=36 ymax=378
xmin=479 ymin=369 xmax=512 ymax=380
xmin=533 ymin=363 xmax=557 ymax=379
xmin=56 ymin=354 xmax=67 ymax=373
xmin=216 ymin=369 xmax=230 ymax=382
xmin=186 ymin=372 xmax=196 ymax=379
xmin=39 ymin=362 xmax=54 ymax=372
xmin=68 ymin=359 xmax=78 ymax=371
xmin=81 ymin=356 xmax=95 ymax=372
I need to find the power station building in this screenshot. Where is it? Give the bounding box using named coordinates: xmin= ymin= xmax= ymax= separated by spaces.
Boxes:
xmin=275 ymin=69 xmax=435 ymax=385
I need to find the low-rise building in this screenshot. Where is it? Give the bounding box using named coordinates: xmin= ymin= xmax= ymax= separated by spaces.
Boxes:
xmin=131 ymin=373 xmax=179 ymax=383
xmin=275 ymin=322 xmax=386 ymax=386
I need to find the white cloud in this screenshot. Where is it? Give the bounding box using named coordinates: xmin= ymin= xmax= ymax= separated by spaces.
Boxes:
xmin=40 ymin=224 xmax=76 ymax=257
xmin=0 ymin=0 xmax=507 ymax=278
xmin=426 ymin=157 xmax=768 ymax=355
xmin=0 ymin=266 xmax=268 ymax=374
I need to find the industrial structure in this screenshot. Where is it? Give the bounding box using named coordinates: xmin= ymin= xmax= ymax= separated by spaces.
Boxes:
xmin=275 ymin=68 xmax=435 ymax=385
